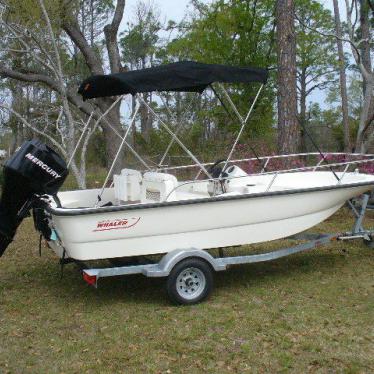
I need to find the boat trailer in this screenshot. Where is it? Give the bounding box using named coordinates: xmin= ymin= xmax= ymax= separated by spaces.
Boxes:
xmin=68 ymin=193 xmax=374 ymax=305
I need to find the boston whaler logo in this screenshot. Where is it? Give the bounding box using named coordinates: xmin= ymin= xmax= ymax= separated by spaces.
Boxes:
xmin=25 ymin=153 xmax=61 ymax=179
xmin=93 ymin=217 xmax=141 ymax=232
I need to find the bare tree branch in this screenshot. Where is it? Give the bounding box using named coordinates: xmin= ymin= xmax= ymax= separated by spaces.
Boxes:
xmin=368 ymin=0 xmax=374 ymax=13
xmin=306 ymin=80 xmax=337 ymax=96
xmin=62 ymin=19 xmax=104 ymax=75
xmin=104 ymin=0 xmax=125 ymax=73
xmin=352 ymin=0 xmax=359 ymax=31
xmin=0 ymin=103 xmax=67 ymax=156
xmin=2 ymin=21 xmax=59 ymax=77
xmin=0 ymin=64 xmax=96 ymax=117
xmin=305 ymin=69 xmax=338 ymax=86
xmin=0 ymin=64 xmax=59 ymax=90
xmin=294 ymin=12 xmax=363 ymax=65
xmin=55 ymin=106 xmax=67 ymax=148
xmin=344 ymin=0 xmax=372 ymax=81
xmin=358 ymin=102 xmax=374 ymax=138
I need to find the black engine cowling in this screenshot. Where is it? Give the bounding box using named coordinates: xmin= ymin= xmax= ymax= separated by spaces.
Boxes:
xmin=0 ymin=139 xmax=68 ymax=256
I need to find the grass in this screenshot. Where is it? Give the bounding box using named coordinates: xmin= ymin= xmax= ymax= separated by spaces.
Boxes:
xmin=61 ymin=167 xmax=108 ymax=191
xmin=0 ymin=208 xmax=373 ymax=373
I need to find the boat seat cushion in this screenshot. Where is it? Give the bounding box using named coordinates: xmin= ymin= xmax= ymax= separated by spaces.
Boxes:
xmin=143 ymin=172 xmax=177 ymax=184
xmin=121 ymin=168 xmax=142 ymax=180
xmin=115 ymin=169 xmax=142 ymax=202
xmin=141 ymin=172 xmax=178 ymax=202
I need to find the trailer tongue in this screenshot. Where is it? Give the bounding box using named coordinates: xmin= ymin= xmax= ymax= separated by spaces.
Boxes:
xmin=0 ymin=139 xmax=68 ymax=256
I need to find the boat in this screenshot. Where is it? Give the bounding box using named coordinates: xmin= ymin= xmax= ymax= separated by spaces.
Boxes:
xmin=46 ymin=168 xmax=374 ymax=261
xmin=1 ymin=61 xmax=374 ymax=304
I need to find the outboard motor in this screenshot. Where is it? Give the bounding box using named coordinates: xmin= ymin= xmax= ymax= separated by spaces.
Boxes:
xmin=0 ymin=139 xmax=68 ymax=257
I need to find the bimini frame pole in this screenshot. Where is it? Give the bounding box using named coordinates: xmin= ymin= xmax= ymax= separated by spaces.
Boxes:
xmin=100 ymin=115 xmax=151 ymax=171
xmin=220 ymin=84 xmax=264 ymax=173
xmin=137 ymin=95 xmax=212 ymax=179
xmin=67 ymin=94 xmax=151 ymax=173
xmin=96 ymin=103 xmax=141 ymax=205
xmin=67 ymin=111 xmax=94 ymax=168
xmin=67 ymin=95 xmax=125 ymax=168
xmin=158 ymin=94 xmax=197 ymax=168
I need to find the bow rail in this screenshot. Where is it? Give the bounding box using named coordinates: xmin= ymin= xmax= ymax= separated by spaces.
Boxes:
xmin=160 ymin=152 xmax=374 ymax=201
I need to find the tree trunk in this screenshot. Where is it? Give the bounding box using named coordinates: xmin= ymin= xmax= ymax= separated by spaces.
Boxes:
xmin=276 ymin=0 xmax=299 ymax=154
xmin=360 ymin=0 xmax=372 ymax=93
xmin=357 ymin=78 xmax=374 ymax=153
xmin=299 ymin=68 xmax=308 ymax=152
xmin=131 ymin=95 xmax=137 ymax=147
xmin=333 ymin=0 xmax=351 ymax=152
xmin=98 ymin=98 xmax=125 ymax=176
xmin=140 ymin=93 xmax=152 ymax=143
xmin=9 ymin=85 xmax=27 ymax=154
xmin=90 ymin=0 xmax=94 ymax=46
xmin=9 ymin=123 xmax=20 ymax=155
xmin=356 ymin=0 xmax=374 ymax=152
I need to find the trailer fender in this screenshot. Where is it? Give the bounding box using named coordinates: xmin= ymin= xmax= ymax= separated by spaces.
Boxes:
xmin=144 ymin=248 xmax=227 ymax=277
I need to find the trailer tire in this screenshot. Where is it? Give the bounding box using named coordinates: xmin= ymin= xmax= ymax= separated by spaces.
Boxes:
xmin=166 ymin=258 xmax=213 ymax=305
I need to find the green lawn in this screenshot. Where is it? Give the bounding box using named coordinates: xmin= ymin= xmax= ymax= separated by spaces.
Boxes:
xmin=0 ymin=208 xmax=373 ymax=373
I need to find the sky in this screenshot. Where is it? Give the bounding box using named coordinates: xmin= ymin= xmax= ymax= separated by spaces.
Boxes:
xmin=122 ymin=0 xmax=347 ymax=25
xmin=123 ymin=0 xmax=204 ymax=25
xmin=323 ymin=0 xmax=347 ymax=19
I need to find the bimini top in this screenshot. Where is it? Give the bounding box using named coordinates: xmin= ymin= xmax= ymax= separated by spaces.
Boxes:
xmin=78 ymin=61 xmax=268 ymax=100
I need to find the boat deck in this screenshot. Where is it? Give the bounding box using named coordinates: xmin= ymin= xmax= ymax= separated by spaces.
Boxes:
xmin=55 ymin=170 xmax=374 ymax=210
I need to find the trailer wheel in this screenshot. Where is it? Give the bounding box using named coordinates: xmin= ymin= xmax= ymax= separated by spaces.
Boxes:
xmin=364 ymin=236 xmax=374 ymax=248
xmin=166 ymin=258 xmax=213 ymax=305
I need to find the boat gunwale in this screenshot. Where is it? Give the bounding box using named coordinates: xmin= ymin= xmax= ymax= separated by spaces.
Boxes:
xmin=45 ymin=180 xmax=374 ymax=217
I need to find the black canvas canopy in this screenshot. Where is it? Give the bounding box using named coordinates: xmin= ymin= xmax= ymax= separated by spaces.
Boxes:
xmin=78 ymin=61 xmax=268 ymax=100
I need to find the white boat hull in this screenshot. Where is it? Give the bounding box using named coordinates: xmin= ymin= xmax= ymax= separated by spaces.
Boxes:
xmin=48 ymin=181 xmax=373 ymax=260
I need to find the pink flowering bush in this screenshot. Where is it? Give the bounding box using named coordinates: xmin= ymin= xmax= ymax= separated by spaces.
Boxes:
xmin=319 ymin=153 xmax=374 ymax=175
xmin=232 ymin=145 xmax=374 ymax=175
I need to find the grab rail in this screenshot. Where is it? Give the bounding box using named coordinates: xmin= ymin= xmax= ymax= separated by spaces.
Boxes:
xmin=162 ymin=153 xmax=374 ymax=201
xmin=155 ymin=152 xmax=374 ymax=178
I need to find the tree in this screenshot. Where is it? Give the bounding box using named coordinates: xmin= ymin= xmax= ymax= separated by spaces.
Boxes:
xmin=326 ymin=71 xmax=363 ymax=149
xmin=166 ymin=0 xmax=276 ymax=158
xmin=355 ymin=0 xmax=374 ymax=151
xmin=293 ymin=0 xmax=373 ymax=152
xmin=359 ymin=0 xmax=373 ymax=93
xmin=120 ymin=1 xmax=162 ymax=143
xmin=306 ymin=103 xmax=341 ymax=150
xmin=276 ymin=0 xmax=299 ymax=154
xmin=0 ymin=0 xmax=98 ymax=187
xmin=343 ymin=0 xmax=374 ymax=152
xmin=295 ymin=0 xmax=338 ymax=152
xmin=0 ymin=0 xmax=128 ymax=182
xmin=332 ymin=0 xmax=351 ymax=152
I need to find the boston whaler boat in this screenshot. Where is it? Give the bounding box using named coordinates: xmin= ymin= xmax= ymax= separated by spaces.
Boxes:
xmin=1 ymin=61 xmax=374 ymax=304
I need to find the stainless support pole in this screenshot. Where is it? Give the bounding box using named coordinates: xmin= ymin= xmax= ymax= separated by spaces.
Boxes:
xmin=100 ymin=114 xmax=151 ymax=171
xmin=219 ymin=84 xmax=264 ymax=174
xmin=138 ymin=95 xmax=212 ymax=179
xmin=67 ymin=95 xmax=125 ymax=168
xmin=67 ymin=111 xmax=93 ymax=168
xmin=337 ymin=164 xmax=350 ymax=184
xmin=96 ymin=103 xmax=140 ymax=205
xmin=158 ymin=95 xmax=196 ymax=168
xmin=261 ymin=157 xmax=270 ymax=173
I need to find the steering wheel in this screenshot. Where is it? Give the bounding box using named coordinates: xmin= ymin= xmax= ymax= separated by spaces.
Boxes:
xmin=209 ymin=159 xmax=228 ymax=178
